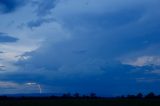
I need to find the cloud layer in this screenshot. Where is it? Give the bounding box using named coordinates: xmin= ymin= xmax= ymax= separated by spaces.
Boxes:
xmin=0 ymin=0 xmax=160 ymax=96
xmin=0 ymin=33 xmax=18 ymax=43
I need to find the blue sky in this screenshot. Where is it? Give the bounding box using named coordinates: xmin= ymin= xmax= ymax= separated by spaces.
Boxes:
xmin=0 ymin=0 xmax=160 ymax=96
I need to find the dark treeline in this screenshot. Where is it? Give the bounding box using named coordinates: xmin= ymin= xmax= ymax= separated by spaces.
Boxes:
xmin=120 ymin=92 xmax=160 ymax=99
xmin=0 ymin=92 xmax=160 ymax=100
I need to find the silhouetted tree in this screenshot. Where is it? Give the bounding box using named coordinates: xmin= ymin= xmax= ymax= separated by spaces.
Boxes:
xmin=145 ymin=92 xmax=156 ymax=99
xmin=73 ymin=93 xmax=80 ymax=98
xmin=82 ymin=95 xmax=90 ymax=99
xmin=127 ymin=95 xmax=136 ymax=99
xmin=62 ymin=93 xmax=71 ymax=98
xmin=90 ymin=93 xmax=97 ymax=98
xmin=136 ymin=93 xmax=143 ymax=99
xmin=120 ymin=95 xmax=125 ymax=99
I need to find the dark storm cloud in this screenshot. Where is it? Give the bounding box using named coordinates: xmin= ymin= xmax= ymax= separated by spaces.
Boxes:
xmin=27 ymin=18 xmax=55 ymax=29
xmin=0 ymin=0 xmax=26 ymax=14
xmin=0 ymin=33 xmax=18 ymax=43
xmin=0 ymin=51 xmax=4 ymax=53
xmin=34 ymin=0 xmax=58 ymax=16
xmin=2 ymin=62 xmax=160 ymax=95
xmin=63 ymin=7 xmax=144 ymax=30
xmin=0 ymin=65 xmax=5 ymax=71
xmin=1 ymin=0 xmax=160 ymax=95
xmin=16 ymin=0 xmax=160 ymax=75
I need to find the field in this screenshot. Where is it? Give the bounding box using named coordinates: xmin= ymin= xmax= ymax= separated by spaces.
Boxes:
xmin=0 ymin=99 xmax=160 ymax=106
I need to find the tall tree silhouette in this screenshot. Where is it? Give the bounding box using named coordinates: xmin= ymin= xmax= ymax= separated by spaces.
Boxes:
xmin=145 ymin=92 xmax=156 ymax=99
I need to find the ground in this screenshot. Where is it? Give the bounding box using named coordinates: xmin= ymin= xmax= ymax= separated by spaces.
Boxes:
xmin=0 ymin=99 xmax=160 ymax=106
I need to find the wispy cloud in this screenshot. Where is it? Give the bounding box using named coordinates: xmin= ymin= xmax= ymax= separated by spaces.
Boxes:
xmin=122 ymin=56 xmax=160 ymax=67
xmin=136 ymin=78 xmax=160 ymax=83
xmin=0 ymin=81 xmax=19 ymax=88
xmin=27 ymin=18 xmax=55 ymax=29
xmin=33 ymin=0 xmax=58 ymax=16
xmin=0 ymin=33 xmax=18 ymax=43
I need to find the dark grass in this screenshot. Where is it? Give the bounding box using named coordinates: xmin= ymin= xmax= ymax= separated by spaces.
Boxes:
xmin=0 ymin=99 xmax=160 ymax=106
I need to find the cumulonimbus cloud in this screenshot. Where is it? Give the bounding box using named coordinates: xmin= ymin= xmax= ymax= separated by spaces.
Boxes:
xmin=1 ymin=0 xmax=160 ymax=95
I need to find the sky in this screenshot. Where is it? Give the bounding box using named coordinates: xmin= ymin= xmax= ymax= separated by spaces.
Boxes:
xmin=0 ymin=0 xmax=160 ymax=96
